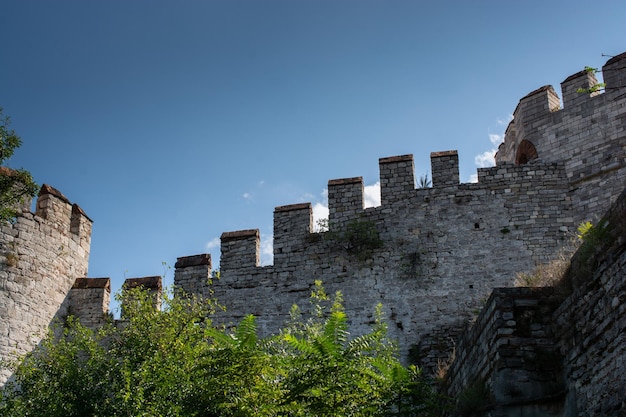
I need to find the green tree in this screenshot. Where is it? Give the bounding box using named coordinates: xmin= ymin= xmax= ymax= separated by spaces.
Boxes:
xmin=0 ymin=108 xmax=38 ymax=223
xmin=192 ymin=315 xmax=285 ymax=416
xmin=106 ymin=287 xmax=219 ymax=416
xmin=0 ymin=317 xmax=115 ymax=416
xmin=1 ymin=287 xmax=219 ymax=417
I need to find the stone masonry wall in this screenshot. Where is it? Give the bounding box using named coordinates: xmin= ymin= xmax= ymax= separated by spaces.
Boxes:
xmin=1 ymin=52 xmax=624 ymax=398
xmin=0 ymin=185 xmax=92 ymax=385
xmin=174 ymin=254 xmax=213 ymax=300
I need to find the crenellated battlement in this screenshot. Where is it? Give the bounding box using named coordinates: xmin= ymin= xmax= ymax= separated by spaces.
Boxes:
xmin=35 ymin=184 xmax=72 ymax=223
xmin=328 ymin=177 xmax=364 ymax=225
xmin=379 ymin=154 xmax=415 ymax=204
xmin=273 ymin=203 xmax=312 ymax=266
xmin=430 ymin=150 xmax=459 ymax=188
xmin=602 ymin=51 xmax=626 ymax=97
xmin=174 ymin=254 xmax=213 ymax=298
xmin=497 ymin=53 xmax=626 ymax=165
xmin=122 ymin=276 xmax=163 ymax=311
xmin=561 ymin=69 xmax=600 ymax=107
xmin=216 ymin=148 xmax=573 ymax=276
xmin=212 ymin=149 xmax=573 ymax=275
xmin=505 ymin=52 xmax=626 ymax=131
xmin=68 ymin=275 xmax=166 ymax=330
xmin=69 ymin=277 xmax=111 ymax=329
xmin=220 ymin=229 xmax=260 ymax=272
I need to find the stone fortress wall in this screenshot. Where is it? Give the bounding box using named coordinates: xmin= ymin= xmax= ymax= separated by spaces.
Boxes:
xmin=0 ymin=52 xmax=624 ymax=413
xmin=174 ymin=52 xmax=626 ymax=370
xmin=197 ymin=153 xmax=574 ymax=367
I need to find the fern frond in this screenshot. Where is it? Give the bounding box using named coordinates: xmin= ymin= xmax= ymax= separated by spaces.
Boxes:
xmin=323 ymin=310 xmax=348 ymax=347
xmin=311 ymin=335 xmax=339 ymax=358
xmin=346 ymin=333 xmax=375 ymax=357
xmin=204 ymin=327 xmax=237 ymax=348
xmin=235 ymin=314 xmax=258 ymax=349
xmin=284 ymin=334 xmax=319 ymax=357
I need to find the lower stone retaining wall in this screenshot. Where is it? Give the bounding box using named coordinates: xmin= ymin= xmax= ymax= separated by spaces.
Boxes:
xmin=444 ymin=287 xmax=564 ymax=417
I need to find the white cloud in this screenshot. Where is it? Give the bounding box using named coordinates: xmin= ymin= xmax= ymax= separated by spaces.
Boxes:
xmin=242 ymin=180 xmax=267 ymax=202
xmin=472 ymin=117 xmax=511 ymax=180
xmin=312 ymin=188 xmax=329 ymax=231
xmin=312 ymin=202 xmax=329 ymax=231
xmin=475 ymin=150 xmax=496 ymax=168
xmin=489 ymin=133 xmax=502 ymax=146
xmin=260 ymin=234 xmax=274 ymax=266
xmin=364 ymin=182 xmax=381 ymax=208
xmin=206 ymin=237 xmax=220 ymax=250
xmin=496 ymin=114 xmax=514 ymax=126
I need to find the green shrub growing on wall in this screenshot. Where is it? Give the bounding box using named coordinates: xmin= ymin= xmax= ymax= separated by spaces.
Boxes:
xmin=327 ymin=218 xmax=383 ymax=262
xmin=575 ymin=220 xmax=610 ymax=271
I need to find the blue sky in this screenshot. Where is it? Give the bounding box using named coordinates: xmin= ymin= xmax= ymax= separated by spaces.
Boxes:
xmin=2 ymin=1 xmax=625 ymax=313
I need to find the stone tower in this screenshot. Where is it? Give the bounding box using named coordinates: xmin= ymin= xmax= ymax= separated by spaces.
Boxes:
xmin=0 ymin=185 xmax=92 ymax=385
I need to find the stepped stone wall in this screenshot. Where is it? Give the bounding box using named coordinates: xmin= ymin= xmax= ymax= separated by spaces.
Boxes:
xmin=554 ymin=188 xmax=626 ymax=416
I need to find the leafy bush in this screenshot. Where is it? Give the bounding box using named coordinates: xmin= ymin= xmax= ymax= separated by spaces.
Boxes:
xmin=1 ymin=282 xmax=445 ymax=416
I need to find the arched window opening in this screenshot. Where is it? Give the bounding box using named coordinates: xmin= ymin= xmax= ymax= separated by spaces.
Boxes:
xmin=515 ymin=140 xmax=538 ymax=165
